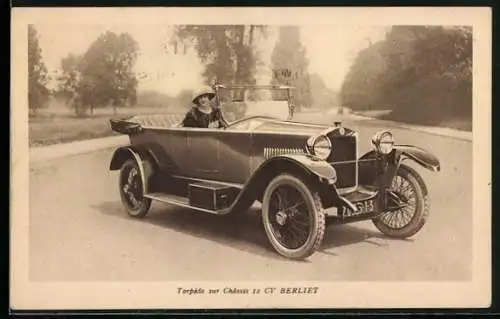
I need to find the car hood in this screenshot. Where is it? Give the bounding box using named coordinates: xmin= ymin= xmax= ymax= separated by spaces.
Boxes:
xmin=245 ymin=118 xmax=329 ymax=136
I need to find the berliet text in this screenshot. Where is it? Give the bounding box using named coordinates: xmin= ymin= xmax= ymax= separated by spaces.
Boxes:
xmin=177 ymin=286 xmax=319 ymax=295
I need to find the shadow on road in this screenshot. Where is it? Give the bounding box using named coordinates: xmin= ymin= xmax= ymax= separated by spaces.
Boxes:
xmin=93 ymin=201 xmax=290 ymax=261
xmin=93 ymin=200 xmax=410 ymax=261
xmin=321 ymin=224 xmax=414 ymax=256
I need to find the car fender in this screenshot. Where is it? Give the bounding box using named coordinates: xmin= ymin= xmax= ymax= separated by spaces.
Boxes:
xmin=224 ymin=154 xmax=337 ymax=214
xmin=395 ymin=145 xmax=441 ymax=173
xmin=109 ymin=146 xmax=157 ymax=194
xmin=110 ymin=146 xmax=159 ymax=170
xmin=261 ymin=154 xmax=337 ymax=184
xmin=358 ymin=145 xmax=440 ymax=189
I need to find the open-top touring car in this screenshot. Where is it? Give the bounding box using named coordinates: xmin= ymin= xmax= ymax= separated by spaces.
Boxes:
xmin=109 ymin=83 xmax=440 ymax=259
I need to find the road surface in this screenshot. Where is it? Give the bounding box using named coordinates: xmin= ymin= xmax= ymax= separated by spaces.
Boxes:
xmin=29 ymin=115 xmax=472 ymax=281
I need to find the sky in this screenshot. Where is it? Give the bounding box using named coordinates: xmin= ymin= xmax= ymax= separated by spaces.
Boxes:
xmin=36 ymin=24 xmax=388 ymax=95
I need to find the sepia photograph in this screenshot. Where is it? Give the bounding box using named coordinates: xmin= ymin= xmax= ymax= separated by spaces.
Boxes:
xmin=11 ymin=7 xmax=491 ymax=310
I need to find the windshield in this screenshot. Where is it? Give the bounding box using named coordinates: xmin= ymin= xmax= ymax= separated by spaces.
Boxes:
xmin=216 ymin=87 xmax=292 ymax=124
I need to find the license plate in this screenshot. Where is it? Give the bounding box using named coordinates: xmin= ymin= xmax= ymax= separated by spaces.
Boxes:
xmin=344 ymin=199 xmax=376 ymax=217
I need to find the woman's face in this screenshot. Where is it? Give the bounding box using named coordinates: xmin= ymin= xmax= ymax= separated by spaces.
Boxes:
xmin=198 ymin=95 xmax=211 ymax=108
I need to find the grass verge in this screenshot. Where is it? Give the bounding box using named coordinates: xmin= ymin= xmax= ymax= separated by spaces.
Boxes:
xmin=29 ymin=106 xmax=176 ymax=147
xmin=364 ymin=111 xmax=472 ymax=132
xmin=29 ymin=115 xmax=119 ymax=147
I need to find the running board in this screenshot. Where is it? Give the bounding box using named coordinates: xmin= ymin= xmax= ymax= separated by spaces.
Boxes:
xmin=144 ymin=193 xmax=223 ymax=215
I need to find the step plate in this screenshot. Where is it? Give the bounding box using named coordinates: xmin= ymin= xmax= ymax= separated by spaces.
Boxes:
xmin=341 ymin=187 xmax=378 ymax=203
xmin=144 ymin=193 xmax=222 ymax=215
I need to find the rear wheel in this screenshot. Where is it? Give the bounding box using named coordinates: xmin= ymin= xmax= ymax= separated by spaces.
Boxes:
xmin=372 ymin=164 xmax=429 ymax=239
xmin=262 ymin=174 xmax=326 ymax=259
xmin=119 ymin=159 xmax=152 ymax=218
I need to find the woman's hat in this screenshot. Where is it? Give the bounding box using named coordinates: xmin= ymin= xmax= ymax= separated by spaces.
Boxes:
xmin=192 ymin=87 xmax=216 ymax=104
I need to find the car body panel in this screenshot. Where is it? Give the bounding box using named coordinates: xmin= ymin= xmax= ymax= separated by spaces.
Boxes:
xmin=111 ymin=114 xmax=363 ymax=210
xmin=124 ymin=116 xmax=330 ymax=185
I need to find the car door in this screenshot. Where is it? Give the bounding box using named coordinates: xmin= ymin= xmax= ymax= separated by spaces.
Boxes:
xmin=185 ymin=128 xmax=220 ymax=179
xmin=182 ymin=127 xmax=253 ymax=184
xmin=214 ymin=130 xmax=252 ymax=184
xmin=159 ymin=127 xmax=188 ymax=175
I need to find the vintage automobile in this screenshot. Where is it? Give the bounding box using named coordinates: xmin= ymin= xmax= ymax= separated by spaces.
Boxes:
xmin=109 ymin=84 xmax=440 ymax=260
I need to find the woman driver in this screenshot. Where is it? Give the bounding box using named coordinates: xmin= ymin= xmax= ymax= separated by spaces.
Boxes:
xmin=182 ymin=87 xmax=223 ymax=128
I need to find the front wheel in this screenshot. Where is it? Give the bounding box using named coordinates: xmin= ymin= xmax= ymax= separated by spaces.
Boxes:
xmin=262 ymin=174 xmax=326 ymax=259
xmin=372 ymin=164 xmax=429 ymax=239
xmin=119 ymin=159 xmax=152 ymax=218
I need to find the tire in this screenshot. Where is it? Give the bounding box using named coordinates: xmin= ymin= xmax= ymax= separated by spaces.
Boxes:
xmin=261 ymin=174 xmax=326 ymax=259
xmin=372 ymin=164 xmax=429 ymax=239
xmin=119 ymin=159 xmax=152 ymax=218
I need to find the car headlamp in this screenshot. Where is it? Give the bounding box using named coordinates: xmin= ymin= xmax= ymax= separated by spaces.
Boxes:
xmin=310 ymin=135 xmax=332 ymax=160
xmin=371 ymin=130 xmax=394 ymax=154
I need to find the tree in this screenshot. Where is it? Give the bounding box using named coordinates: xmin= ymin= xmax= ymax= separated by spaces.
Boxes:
xmin=56 ymin=31 xmax=140 ymax=116
xmin=54 ymin=53 xmax=86 ymax=115
xmin=340 ymin=26 xmax=472 ymax=125
xmin=172 ymin=25 xmax=268 ymax=88
xmin=270 ymin=26 xmax=313 ymax=112
xmin=82 ymin=31 xmax=139 ymax=114
xmin=339 ymin=40 xmax=387 ymax=111
xmin=28 ymin=25 xmax=50 ymax=114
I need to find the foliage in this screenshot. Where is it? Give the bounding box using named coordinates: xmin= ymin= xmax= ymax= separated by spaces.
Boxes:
xmin=339 ymin=41 xmax=387 ymax=111
xmin=172 ymin=25 xmax=267 ymax=88
xmin=55 ymin=53 xmax=83 ymax=113
xmin=270 ymin=26 xmax=313 ymax=111
xmin=340 ymin=26 xmax=472 ymax=125
xmin=56 ymin=31 xmax=140 ymax=116
xmin=28 ymin=25 xmax=50 ymax=114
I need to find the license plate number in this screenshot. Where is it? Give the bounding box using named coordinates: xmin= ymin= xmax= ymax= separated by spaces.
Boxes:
xmin=344 ymin=199 xmax=375 ymax=217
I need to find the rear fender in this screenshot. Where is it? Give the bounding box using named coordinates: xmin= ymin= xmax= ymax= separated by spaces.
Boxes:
xmin=109 ymin=146 xmax=158 ymax=194
xmin=109 ymin=146 xmax=159 ymax=171
xmin=225 ymin=154 xmax=338 ymax=214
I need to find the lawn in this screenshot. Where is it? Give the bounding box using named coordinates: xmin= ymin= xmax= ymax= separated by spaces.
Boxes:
xmin=438 ymin=118 xmax=473 ymax=132
xmin=29 ymin=106 xmax=180 ymax=147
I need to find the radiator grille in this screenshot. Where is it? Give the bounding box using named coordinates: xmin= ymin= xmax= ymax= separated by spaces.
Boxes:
xmin=328 ymin=135 xmax=357 ymax=189
xmin=264 ymin=147 xmax=304 ymax=159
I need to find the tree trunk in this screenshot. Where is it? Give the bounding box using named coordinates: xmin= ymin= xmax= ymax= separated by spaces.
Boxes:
xmin=249 ymin=25 xmax=255 ymax=47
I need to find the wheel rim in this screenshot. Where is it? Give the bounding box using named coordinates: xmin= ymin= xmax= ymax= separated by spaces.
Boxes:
xmin=120 ymin=165 xmax=144 ymax=210
xmin=267 ymin=184 xmax=311 ymax=250
xmin=379 ymin=174 xmax=418 ymax=229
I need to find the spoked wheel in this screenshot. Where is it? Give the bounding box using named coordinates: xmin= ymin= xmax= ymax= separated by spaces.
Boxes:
xmin=372 ymin=164 xmax=429 ymax=239
xmin=119 ymin=159 xmax=152 ymax=218
xmin=262 ymin=174 xmax=326 ymax=259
